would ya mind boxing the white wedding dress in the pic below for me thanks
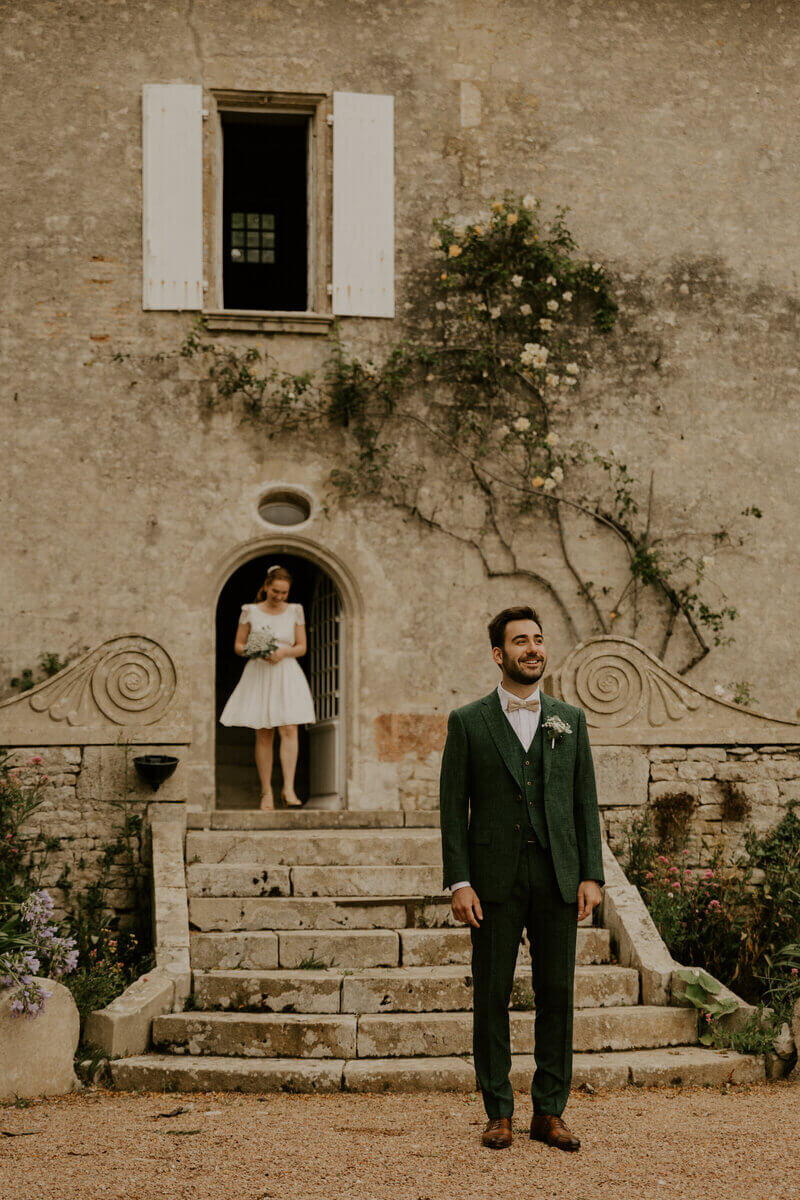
[219,602,317,730]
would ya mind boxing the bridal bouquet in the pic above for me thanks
[244,628,280,660]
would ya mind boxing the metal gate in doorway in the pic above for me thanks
[308,572,343,804]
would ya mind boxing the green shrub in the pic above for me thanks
[622,803,800,1026]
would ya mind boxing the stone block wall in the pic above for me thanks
[601,744,800,877]
[6,746,149,924]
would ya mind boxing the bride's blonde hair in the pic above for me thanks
[256,564,292,602]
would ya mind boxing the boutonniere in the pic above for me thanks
[543,714,572,750]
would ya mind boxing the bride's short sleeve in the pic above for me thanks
[239,603,252,625]
[294,603,306,626]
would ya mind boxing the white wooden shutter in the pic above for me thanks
[332,92,395,318]
[141,84,203,310]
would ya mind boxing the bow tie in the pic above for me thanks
[506,695,540,712]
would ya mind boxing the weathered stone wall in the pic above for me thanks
[603,744,800,876]
[7,747,148,923]
[3,1,800,807]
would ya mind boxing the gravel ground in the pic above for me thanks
[1,1079,798,1200]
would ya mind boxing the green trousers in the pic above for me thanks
[470,836,579,1119]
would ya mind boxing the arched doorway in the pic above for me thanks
[215,551,344,809]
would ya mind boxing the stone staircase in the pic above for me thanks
[109,809,766,1093]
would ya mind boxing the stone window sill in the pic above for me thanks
[202,309,334,335]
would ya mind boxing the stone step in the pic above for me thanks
[188,896,457,932]
[188,865,447,898]
[188,810,438,830]
[186,829,442,867]
[152,1004,691,1059]
[398,925,612,967]
[193,963,640,1013]
[110,1045,765,1094]
[190,925,611,969]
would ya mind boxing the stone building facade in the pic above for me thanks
[2,1,800,910]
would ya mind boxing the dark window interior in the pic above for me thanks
[222,112,308,312]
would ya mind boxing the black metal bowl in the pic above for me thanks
[133,754,180,792]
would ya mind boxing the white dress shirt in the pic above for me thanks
[449,681,542,896]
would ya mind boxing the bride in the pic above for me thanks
[219,564,316,809]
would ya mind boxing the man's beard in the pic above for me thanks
[503,651,545,685]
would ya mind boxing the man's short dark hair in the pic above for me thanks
[488,606,543,650]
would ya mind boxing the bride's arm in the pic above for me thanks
[279,620,307,660]
[233,614,251,657]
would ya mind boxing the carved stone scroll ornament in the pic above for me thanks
[2,636,177,729]
[553,636,800,744]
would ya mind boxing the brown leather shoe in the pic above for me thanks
[529,1113,580,1151]
[481,1117,513,1148]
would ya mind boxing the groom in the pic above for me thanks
[438,606,605,1151]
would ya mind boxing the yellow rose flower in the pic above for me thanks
[448,244,462,258]
[492,201,504,212]
[506,212,518,225]
[532,476,545,488]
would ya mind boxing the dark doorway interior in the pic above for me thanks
[215,554,320,809]
[221,111,308,312]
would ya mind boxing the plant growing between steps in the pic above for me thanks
[673,966,739,1045]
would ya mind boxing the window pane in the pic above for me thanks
[247,231,259,247]
[261,249,275,263]
[231,231,245,246]
[246,213,259,229]
[262,213,275,229]
[231,212,245,228]
[262,231,275,247]
[246,249,260,262]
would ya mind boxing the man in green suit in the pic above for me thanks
[439,606,605,1151]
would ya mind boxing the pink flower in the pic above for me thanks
[644,871,654,880]
[671,882,681,890]
[657,854,669,863]
[682,849,690,856]
[668,866,679,874]
[684,869,693,876]
[791,968,798,977]
[29,756,43,765]
[704,869,714,878]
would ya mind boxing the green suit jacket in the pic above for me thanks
[438,687,605,904]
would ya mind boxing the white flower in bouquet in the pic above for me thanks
[244,629,280,660]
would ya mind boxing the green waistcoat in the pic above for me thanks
[512,716,549,851]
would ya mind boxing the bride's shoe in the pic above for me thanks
[283,791,304,808]
[259,791,275,810]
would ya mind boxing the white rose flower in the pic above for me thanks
[497,424,510,437]
[542,477,557,492]
[565,362,580,375]
[475,301,487,312]
[546,299,559,312]
[511,274,523,288]
[545,274,557,285]
[538,318,553,331]
[428,234,442,249]
[522,194,536,210]
[545,373,560,387]
[545,431,560,446]
[562,290,573,302]
[520,303,532,315]
[520,342,549,367]
[490,305,502,319]
[592,262,602,271]
[454,225,465,238]
[435,300,447,311]
[563,376,577,386]
[701,554,715,567]
[551,465,564,482]
[512,416,531,432]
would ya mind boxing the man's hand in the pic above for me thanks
[451,885,483,928]
[577,880,602,922]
